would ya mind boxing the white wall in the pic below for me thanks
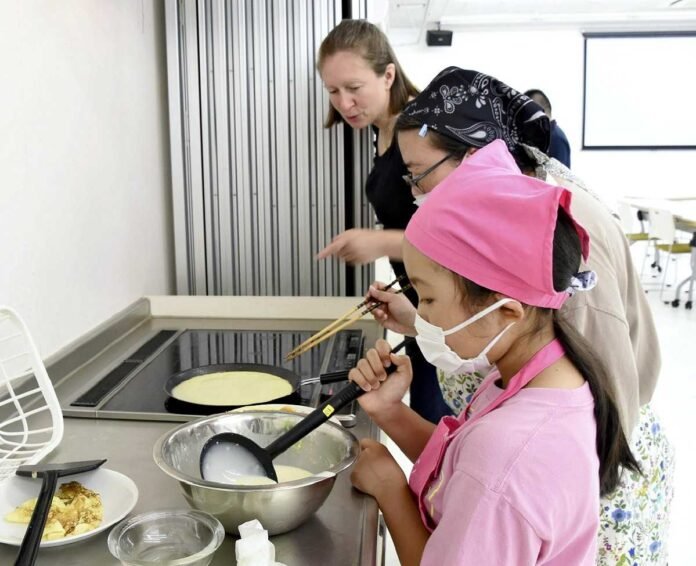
[389,29,696,205]
[0,1,174,359]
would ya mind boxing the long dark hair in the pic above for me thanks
[453,208,640,496]
[395,113,539,173]
[318,20,419,128]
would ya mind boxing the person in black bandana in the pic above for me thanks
[316,20,454,423]
[365,66,672,566]
[396,66,551,174]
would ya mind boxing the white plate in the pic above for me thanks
[0,467,138,547]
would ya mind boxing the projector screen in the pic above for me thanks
[583,32,696,149]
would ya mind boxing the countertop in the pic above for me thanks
[0,296,386,566]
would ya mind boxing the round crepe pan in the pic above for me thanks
[163,362,349,414]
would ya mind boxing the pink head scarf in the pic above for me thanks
[405,140,590,309]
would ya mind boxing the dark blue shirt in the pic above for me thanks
[549,121,571,168]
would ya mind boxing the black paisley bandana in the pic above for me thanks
[402,67,551,156]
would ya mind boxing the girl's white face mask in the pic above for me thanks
[415,298,514,375]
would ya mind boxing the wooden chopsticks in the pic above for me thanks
[285,285,411,361]
[285,276,410,361]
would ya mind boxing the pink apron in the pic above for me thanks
[408,339,566,531]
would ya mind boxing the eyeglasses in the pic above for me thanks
[402,153,455,191]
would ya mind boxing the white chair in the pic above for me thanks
[616,200,657,280]
[0,306,63,481]
[647,209,692,304]
[617,200,648,241]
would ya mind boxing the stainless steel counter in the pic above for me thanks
[0,297,385,566]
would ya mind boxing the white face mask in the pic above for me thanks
[413,193,428,207]
[415,298,514,375]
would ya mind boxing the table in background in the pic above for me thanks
[620,197,696,308]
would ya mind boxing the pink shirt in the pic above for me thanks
[421,372,599,565]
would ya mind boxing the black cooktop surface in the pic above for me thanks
[71,328,363,419]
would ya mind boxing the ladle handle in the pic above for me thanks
[264,382,364,459]
[264,340,407,460]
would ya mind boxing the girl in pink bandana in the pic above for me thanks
[348,141,639,565]
[366,67,673,566]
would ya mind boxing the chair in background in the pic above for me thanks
[668,229,696,310]
[648,208,693,305]
[617,200,649,242]
[616,200,658,279]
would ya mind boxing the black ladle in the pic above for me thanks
[199,341,408,483]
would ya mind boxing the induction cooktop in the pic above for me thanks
[64,328,364,424]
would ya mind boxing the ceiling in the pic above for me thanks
[388,0,696,30]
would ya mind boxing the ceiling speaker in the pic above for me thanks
[426,29,452,46]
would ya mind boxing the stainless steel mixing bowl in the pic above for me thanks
[153,411,359,535]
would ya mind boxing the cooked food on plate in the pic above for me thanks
[4,481,103,540]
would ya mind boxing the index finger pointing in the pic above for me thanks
[316,238,344,259]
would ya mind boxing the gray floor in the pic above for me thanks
[375,254,695,564]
